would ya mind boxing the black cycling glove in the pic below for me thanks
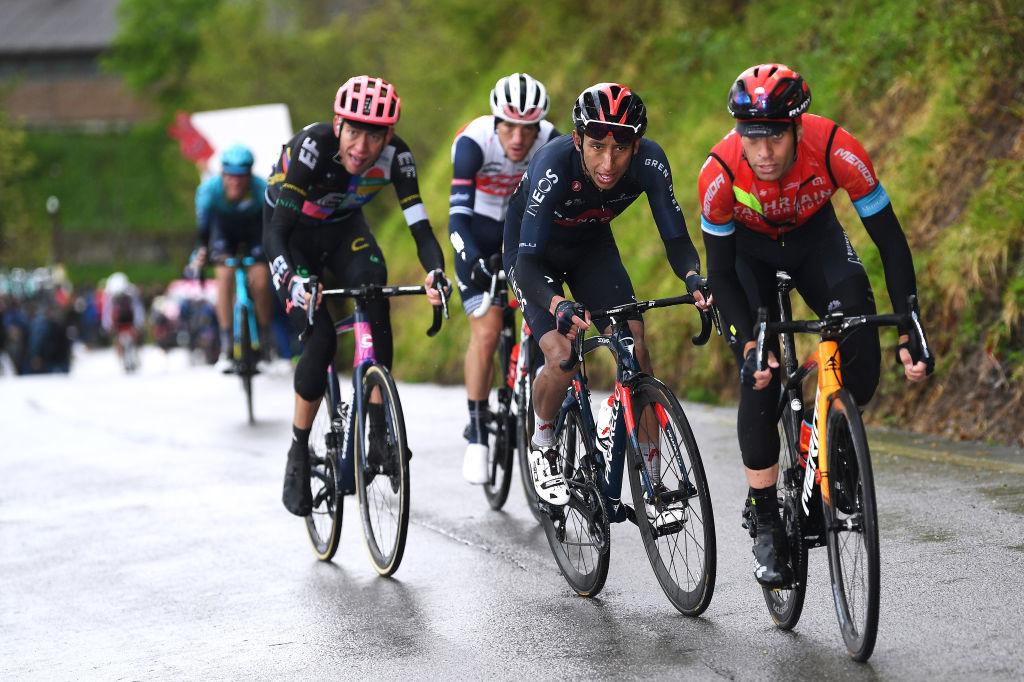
[469,257,496,291]
[554,300,586,336]
[740,348,760,387]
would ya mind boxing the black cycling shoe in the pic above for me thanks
[363,427,390,487]
[282,443,312,516]
[752,524,794,588]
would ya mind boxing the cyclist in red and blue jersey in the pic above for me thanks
[698,64,934,587]
[264,75,449,516]
[449,72,559,484]
[191,144,274,372]
[504,82,709,507]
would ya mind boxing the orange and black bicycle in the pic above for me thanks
[749,270,932,662]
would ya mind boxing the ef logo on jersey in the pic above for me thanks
[298,137,319,170]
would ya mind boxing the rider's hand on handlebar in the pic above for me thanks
[685,272,714,311]
[425,269,450,306]
[741,345,778,390]
[289,275,320,311]
[553,297,590,340]
[469,257,497,291]
[897,334,931,383]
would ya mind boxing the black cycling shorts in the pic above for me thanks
[506,227,639,340]
[453,214,503,315]
[209,213,265,262]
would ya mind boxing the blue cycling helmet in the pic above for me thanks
[221,144,254,175]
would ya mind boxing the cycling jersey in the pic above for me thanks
[263,122,443,297]
[196,175,268,260]
[700,114,918,344]
[448,116,557,266]
[504,134,699,312]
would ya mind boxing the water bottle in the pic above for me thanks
[596,394,618,451]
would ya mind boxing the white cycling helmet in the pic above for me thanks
[105,271,130,295]
[490,72,549,124]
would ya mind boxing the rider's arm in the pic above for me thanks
[194,178,215,248]
[264,133,318,299]
[514,152,567,311]
[827,125,917,320]
[699,155,754,347]
[390,138,445,273]
[448,135,485,268]
[639,140,701,280]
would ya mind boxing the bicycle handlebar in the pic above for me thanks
[754,295,933,372]
[558,294,712,371]
[301,278,447,340]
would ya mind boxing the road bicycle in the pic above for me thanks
[542,293,718,615]
[471,259,544,520]
[749,270,933,661]
[223,255,262,424]
[303,278,446,576]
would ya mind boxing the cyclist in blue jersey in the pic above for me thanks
[449,73,559,484]
[191,144,274,372]
[503,83,710,506]
[263,76,449,516]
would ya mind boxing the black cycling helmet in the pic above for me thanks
[728,63,811,121]
[572,83,647,142]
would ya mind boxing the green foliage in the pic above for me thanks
[0,112,46,265]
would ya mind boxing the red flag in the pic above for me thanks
[168,111,214,163]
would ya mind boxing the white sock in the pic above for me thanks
[641,441,660,485]
[533,413,556,448]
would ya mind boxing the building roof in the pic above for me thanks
[0,0,119,55]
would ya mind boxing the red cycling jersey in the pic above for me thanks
[698,114,891,239]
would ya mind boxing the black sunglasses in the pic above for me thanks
[581,120,639,144]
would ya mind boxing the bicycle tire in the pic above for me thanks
[624,376,716,616]
[238,307,255,425]
[305,394,343,560]
[355,364,410,576]
[483,390,515,509]
[823,388,880,662]
[516,368,544,522]
[762,401,809,629]
[541,404,610,597]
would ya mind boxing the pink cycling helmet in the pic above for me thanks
[334,75,401,127]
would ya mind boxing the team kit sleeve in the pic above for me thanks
[447,135,485,267]
[194,179,214,247]
[827,125,917,317]
[263,132,321,298]
[698,153,755,346]
[639,141,701,279]
[390,138,445,273]
[513,150,568,311]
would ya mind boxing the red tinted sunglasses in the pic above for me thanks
[581,121,639,144]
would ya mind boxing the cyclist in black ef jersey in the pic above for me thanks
[264,75,448,516]
[503,82,710,507]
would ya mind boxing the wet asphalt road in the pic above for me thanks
[2,348,1023,680]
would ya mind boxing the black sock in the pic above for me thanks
[291,424,311,452]
[468,399,488,444]
[749,485,779,526]
[369,403,386,433]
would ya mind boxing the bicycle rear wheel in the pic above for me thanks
[541,405,610,597]
[762,401,809,629]
[238,307,255,424]
[305,394,343,561]
[823,388,880,662]
[355,364,410,576]
[483,389,515,509]
[516,367,544,522]
[625,377,716,616]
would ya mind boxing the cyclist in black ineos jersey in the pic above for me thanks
[503,82,711,507]
[264,75,449,516]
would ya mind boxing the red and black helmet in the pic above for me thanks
[572,83,647,142]
[728,63,811,121]
[334,75,401,127]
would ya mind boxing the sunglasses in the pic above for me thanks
[580,120,639,144]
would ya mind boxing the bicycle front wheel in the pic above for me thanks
[516,369,544,522]
[483,391,515,510]
[625,377,716,616]
[355,364,410,576]
[823,388,880,662]
[541,405,610,597]
[762,400,809,629]
[238,306,255,425]
[305,394,342,561]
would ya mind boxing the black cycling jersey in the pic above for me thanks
[503,134,699,311]
[263,122,443,298]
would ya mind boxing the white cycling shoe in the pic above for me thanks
[530,445,570,506]
[462,443,490,485]
[647,483,688,533]
[215,356,235,374]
